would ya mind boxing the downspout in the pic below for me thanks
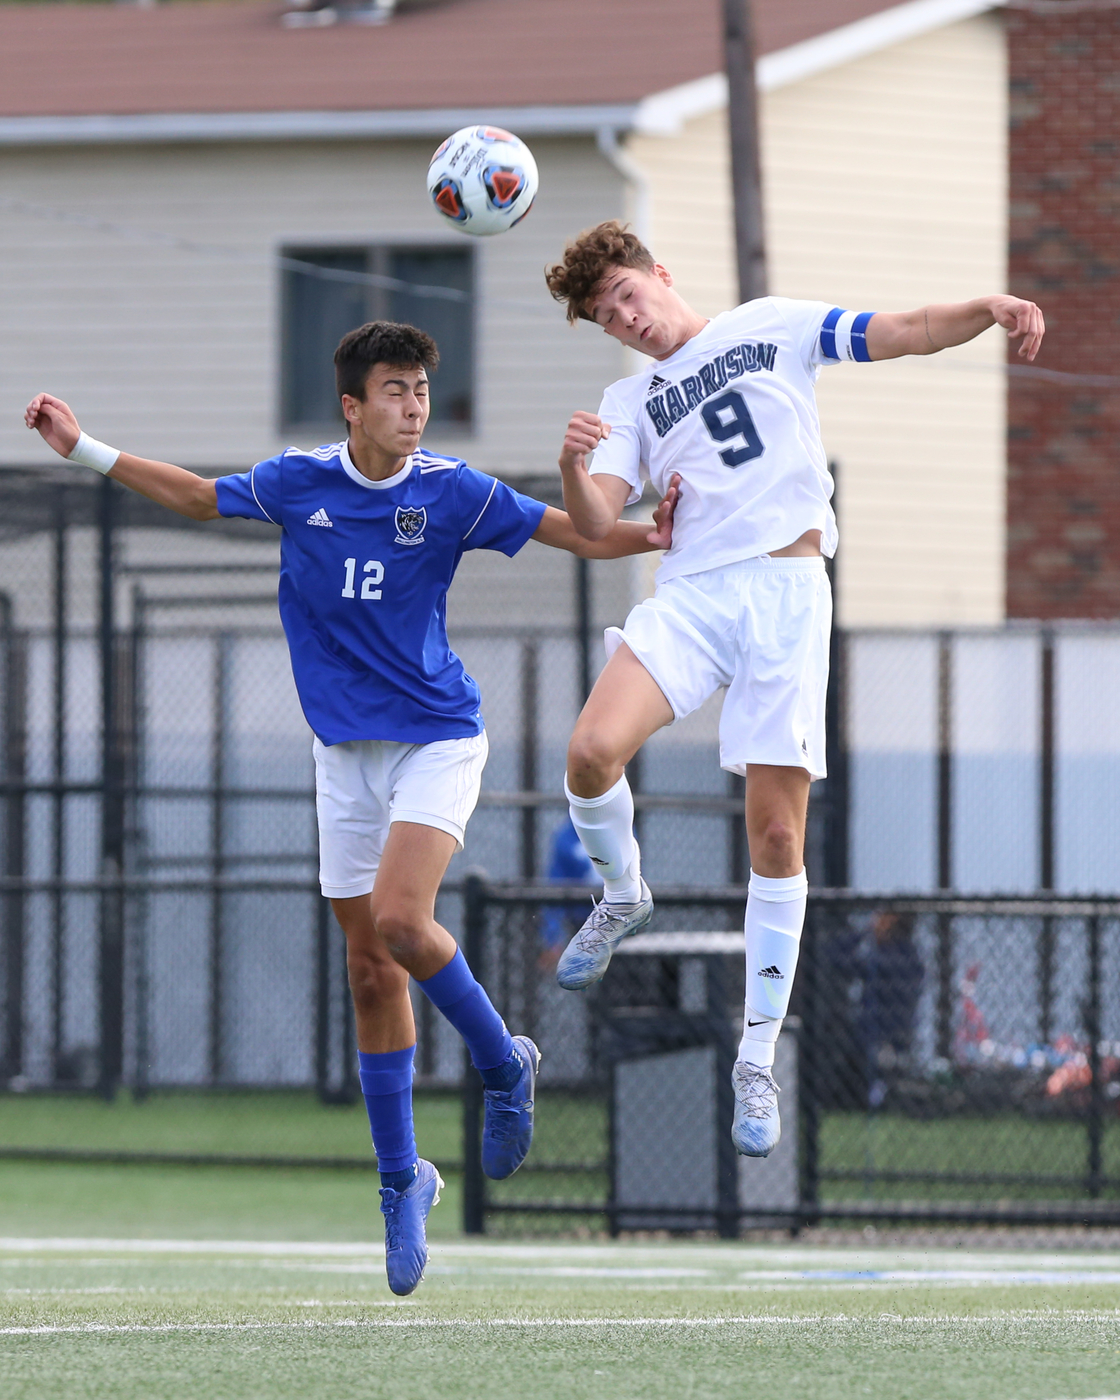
[596,124,653,382]
[596,125,651,247]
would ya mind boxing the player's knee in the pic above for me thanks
[754,819,801,874]
[370,901,427,961]
[566,727,622,793]
[346,947,408,1014]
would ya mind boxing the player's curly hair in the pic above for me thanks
[334,321,440,400]
[544,220,655,324]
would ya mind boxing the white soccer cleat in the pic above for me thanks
[731,1061,781,1158]
[555,880,653,990]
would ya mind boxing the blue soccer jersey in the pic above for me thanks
[214,442,546,746]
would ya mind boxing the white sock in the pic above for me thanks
[565,774,643,904]
[738,868,807,1067]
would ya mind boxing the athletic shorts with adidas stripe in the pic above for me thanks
[607,557,832,780]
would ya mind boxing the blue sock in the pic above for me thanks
[357,1045,418,1188]
[417,949,520,1089]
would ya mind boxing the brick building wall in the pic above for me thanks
[1007,4,1120,618]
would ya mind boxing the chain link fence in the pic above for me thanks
[0,472,1118,1229]
[463,879,1120,1232]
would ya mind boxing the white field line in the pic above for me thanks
[4,1240,1120,1272]
[0,1318,834,1336]
[2,1312,1120,1337]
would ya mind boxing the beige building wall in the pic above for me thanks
[626,12,1009,627]
[0,135,624,478]
[626,107,738,321]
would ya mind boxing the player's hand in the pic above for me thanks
[988,295,1045,361]
[647,473,681,549]
[559,410,610,473]
[24,393,81,458]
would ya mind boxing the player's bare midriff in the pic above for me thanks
[771,528,822,558]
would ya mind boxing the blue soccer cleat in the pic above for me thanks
[731,1061,781,1158]
[555,881,654,990]
[481,1035,540,1180]
[379,1157,443,1296]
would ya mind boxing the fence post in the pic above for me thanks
[50,494,68,1083]
[1086,914,1103,1200]
[935,639,955,1068]
[519,641,538,880]
[937,632,953,889]
[713,959,739,1240]
[98,476,126,1100]
[575,556,592,704]
[799,897,820,1228]
[461,872,487,1234]
[825,628,849,887]
[1038,630,1056,1042]
[315,895,332,1102]
[1,595,26,1084]
[129,588,149,1102]
[208,635,229,1085]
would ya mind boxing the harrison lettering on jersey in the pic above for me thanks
[645,340,778,439]
[213,443,545,748]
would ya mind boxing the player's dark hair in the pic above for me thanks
[544,220,656,324]
[334,321,440,400]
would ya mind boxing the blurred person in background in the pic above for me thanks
[539,817,598,971]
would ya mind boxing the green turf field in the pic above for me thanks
[5,1092,1116,1213]
[0,1090,457,1164]
[0,1237,1117,1400]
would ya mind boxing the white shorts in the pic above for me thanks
[313,731,489,898]
[605,556,831,779]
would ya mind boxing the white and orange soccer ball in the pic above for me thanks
[426,126,538,237]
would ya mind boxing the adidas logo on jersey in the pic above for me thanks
[307,509,333,527]
[647,375,668,396]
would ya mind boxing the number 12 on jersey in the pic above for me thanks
[342,558,384,601]
[701,389,765,468]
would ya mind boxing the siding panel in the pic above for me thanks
[626,14,1008,626]
[0,137,625,477]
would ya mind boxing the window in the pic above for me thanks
[281,245,474,430]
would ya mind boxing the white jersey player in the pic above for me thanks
[544,220,1045,1159]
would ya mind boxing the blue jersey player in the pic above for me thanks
[25,320,677,1295]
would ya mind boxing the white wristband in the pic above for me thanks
[67,431,120,475]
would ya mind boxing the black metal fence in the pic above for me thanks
[461,878,1120,1232]
[0,469,825,1098]
[1,470,1120,1231]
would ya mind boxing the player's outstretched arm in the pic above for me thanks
[557,411,632,540]
[864,295,1045,362]
[24,393,220,521]
[532,474,680,559]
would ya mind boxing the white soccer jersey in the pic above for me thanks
[589,297,874,582]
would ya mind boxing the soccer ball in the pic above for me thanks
[426,126,538,237]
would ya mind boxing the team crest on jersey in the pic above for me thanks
[394,506,427,546]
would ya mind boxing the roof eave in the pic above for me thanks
[0,0,1002,149]
[0,103,639,148]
